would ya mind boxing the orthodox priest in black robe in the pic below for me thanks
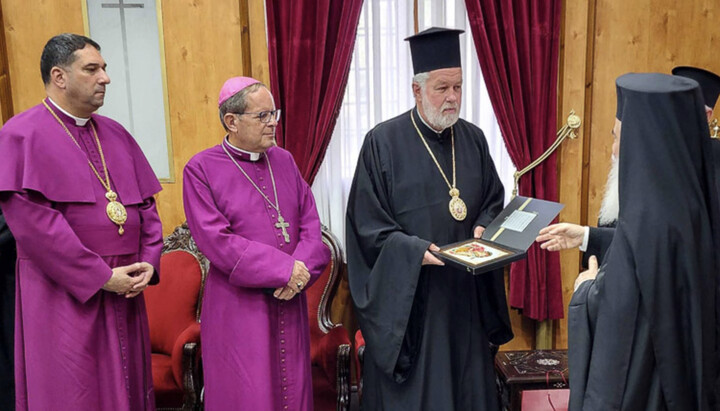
[0,209,15,409]
[585,66,720,266]
[539,67,720,272]
[672,66,720,203]
[583,227,615,267]
[346,27,512,410]
[568,73,720,410]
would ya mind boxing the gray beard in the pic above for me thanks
[421,90,460,130]
[598,156,619,226]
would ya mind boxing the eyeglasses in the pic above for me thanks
[234,109,282,124]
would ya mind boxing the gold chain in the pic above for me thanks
[42,100,128,235]
[410,110,456,193]
[42,100,113,193]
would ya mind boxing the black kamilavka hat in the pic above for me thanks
[405,27,464,74]
[672,66,720,109]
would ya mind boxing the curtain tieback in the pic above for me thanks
[512,110,582,198]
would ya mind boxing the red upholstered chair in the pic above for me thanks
[144,223,208,411]
[307,227,353,411]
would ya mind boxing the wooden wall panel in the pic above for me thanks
[1,0,84,114]
[587,0,647,225]
[247,0,270,84]
[0,1,12,125]
[155,0,246,234]
[555,0,720,349]
[553,0,594,349]
[0,0,268,235]
[587,0,720,227]
[157,0,268,234]
[0,74,10,125]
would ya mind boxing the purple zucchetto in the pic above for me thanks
[218,76,261,107]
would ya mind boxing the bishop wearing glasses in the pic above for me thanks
[183,76,329,410]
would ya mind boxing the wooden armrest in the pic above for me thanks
[181,342,201,411]
[356,345,365,401]
[336,343,351,411]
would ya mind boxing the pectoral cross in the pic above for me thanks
[275,215,290,243]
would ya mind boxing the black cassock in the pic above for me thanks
[346,109,513,410]
[568,73,719,411]
[0,209,15,409]
[583,223,615,267]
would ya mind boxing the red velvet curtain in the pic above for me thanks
[465,0,564,320]
[265,0,364,184]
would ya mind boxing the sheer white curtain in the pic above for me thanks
[311,0,516,248]
[310,0,415,246]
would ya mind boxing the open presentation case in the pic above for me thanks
[433,196,564,274]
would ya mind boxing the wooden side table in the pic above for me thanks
[495,350,569,411]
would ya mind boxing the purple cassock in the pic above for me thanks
[183,139,329,411]
[0,99,163,410]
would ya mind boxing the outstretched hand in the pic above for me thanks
[536,223,585,251]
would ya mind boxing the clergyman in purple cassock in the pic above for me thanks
[0,34,163,410]
[183,77,329,411]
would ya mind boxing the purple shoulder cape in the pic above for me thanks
[0,102,161,203]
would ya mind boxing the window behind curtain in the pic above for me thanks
[311,0,516,250]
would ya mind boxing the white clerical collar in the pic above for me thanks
[415,107,444,134]
[47,97,90,126]
[225,136,261,161]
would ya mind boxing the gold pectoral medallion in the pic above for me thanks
[410,111,467,222]
[105,191,127,235]
[42,101,127,236]
[448,188,467,221]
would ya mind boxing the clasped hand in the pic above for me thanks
[102,262,154,298]
[273,260,310,300]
